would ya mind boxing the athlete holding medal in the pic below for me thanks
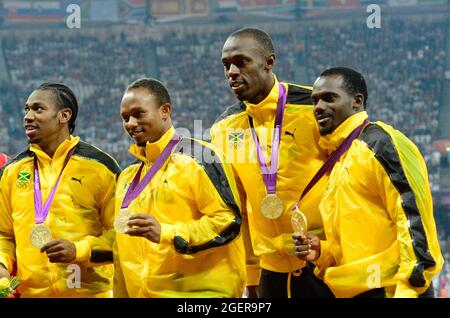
[0,83,120,297]
[211,28,334,298]
[293,67,443,298]
[113,78,245,298]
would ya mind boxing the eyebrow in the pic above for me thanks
[25,101,45,107]
[312,91,338,97]
[121,105,145,116]
[222,53,249,61]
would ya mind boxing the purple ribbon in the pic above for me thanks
[121,135,181,209]
[248,83,287,195]
[34,147,75,224]
[292,119,370,210]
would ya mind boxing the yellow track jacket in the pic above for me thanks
[314,112,443,298]
[211,76,328,284]
[0,136,120,297]
[113,127,246,298]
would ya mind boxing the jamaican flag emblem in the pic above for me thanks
[16,172,31,189]
[228,132,244,149]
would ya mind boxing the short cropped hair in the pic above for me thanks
[320,67,368,108]
[229,27,275,55]
[127,78,171,106]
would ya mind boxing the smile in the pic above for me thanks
[230,81,245,92]
[24,125,38,136]
[130,130,143,138]
[316,115,332,126]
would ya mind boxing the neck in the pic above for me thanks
[146,121,172,145]
[248,74,275,104]
[38,132,71,158]
[158,121,173,140]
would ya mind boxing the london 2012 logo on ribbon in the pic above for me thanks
[16,172,31,189]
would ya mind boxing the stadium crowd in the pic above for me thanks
[0,19,446,168]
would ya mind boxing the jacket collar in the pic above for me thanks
[318,111,369,154]
[244,75,284,126]
[129,126,176,163]
[30,135,79,164]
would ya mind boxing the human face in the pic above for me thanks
[24,90,65,145]
[120,87,171,146]
[311,75,363,136]
[221,35,275,104]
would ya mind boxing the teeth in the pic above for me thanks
[317,117,330,125]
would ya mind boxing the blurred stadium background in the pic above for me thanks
[0,0,449,297]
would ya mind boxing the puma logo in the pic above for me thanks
[284,128,296,140]
[71,176,84,185]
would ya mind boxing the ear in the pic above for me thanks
[265,53,276,71]
[160,103,172,121]
[58,108,72,125]
[353,94,364,111]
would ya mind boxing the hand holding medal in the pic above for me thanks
[291,206,308,236]
[291,204,312,261]
[291,119,370,260]
[29,223,52,249]
[115,135,180,235]
[114,208,132,234]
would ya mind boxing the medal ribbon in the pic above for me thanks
[121,135,181,209]
[248,83,287,195]
[34,147,75,224]
[292,119,370,211]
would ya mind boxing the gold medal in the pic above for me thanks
[29,223,52,249]
[114,208,132,234]
[260,194,284,220]
[291,206,308,236]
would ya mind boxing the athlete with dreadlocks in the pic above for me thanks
[0,83,121,297]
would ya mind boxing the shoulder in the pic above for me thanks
[174,137,231,183]
[174,137,240,213]
[285,82,313,105]
[213,101,246,126]
[360,122,417,155]
[73,140,121,176]
[0,148,33,180]
[359,122,424,176]
[212,81,313,126]
[174,137,225,166]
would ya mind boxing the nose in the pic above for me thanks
[24,110,34,123]
[314,99,327,113]
[227,64,240,79]
[313,99,328,118]
[125,116,138,131]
